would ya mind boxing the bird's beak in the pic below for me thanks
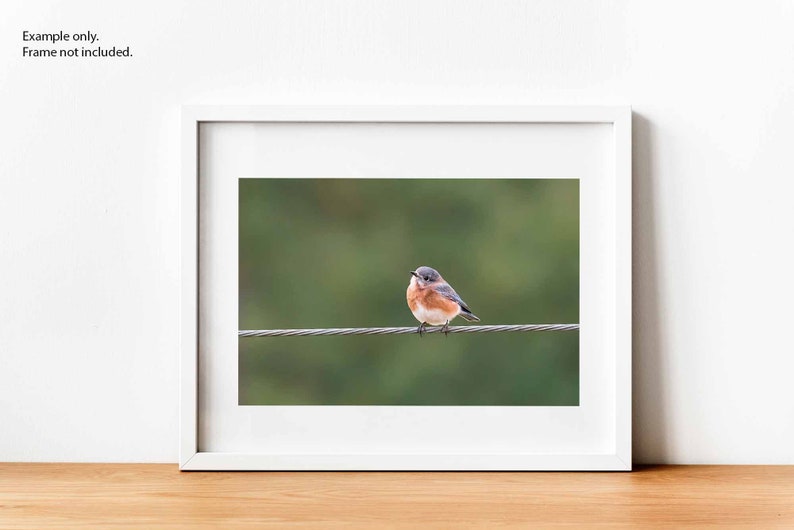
[409,271,418,277]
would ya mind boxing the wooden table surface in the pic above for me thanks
[1,464,792,528]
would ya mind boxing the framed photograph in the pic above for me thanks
[181,106,631,470]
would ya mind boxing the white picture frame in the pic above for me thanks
[181,105,631,471]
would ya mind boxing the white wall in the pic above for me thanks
[1,1,792,464]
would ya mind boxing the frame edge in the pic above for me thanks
[180,105,633,471]
[179,107,200,469]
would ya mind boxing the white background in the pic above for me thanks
[1,1,792,464]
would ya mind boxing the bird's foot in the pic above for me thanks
[441,320,450,337]
[418,322,427,337]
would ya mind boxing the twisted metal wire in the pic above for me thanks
[239,324,579,337]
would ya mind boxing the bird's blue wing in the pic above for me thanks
[434,282,474,314]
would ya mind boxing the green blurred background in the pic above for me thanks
[239,179,579,405]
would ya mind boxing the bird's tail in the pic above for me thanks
[460,309,480,322]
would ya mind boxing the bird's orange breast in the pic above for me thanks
[407,283,458,313]
[422,289,459,313]
[406,283,421,312]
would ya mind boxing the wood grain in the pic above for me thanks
[0,465,792,528]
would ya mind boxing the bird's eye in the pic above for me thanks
[424,276,430,281]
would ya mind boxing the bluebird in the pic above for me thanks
[406,266,480,336]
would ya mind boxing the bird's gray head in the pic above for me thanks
[410,266,441,286]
